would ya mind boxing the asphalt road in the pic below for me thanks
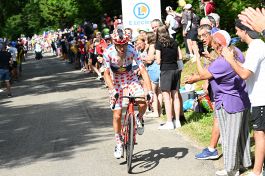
[0,52,217,176]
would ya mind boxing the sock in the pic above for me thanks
[208,147,216,152]
[115,133,122,145]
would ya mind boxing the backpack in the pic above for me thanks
[191,13,200,28]
[172,14,182,31]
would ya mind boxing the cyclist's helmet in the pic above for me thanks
[111,26,130,45]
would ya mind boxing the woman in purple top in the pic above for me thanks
[186,30,252,176]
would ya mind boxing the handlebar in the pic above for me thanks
[111,94,152,110]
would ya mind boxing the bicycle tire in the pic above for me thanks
[126,114,134,173]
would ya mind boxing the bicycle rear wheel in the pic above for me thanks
[126,114,134,173]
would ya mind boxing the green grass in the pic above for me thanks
[178,51,215,147]
[179,111,214,146]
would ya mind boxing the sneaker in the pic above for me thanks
[144,112,159,118]
[195,147,219,160]
[158,121,174,130]
[136,115,144,135]
[215,169,239,176]
[7,93,12,98]
[114,144,123,159]
[247,172,263,176]
[173,119,181,129]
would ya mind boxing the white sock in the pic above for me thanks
[208,147,215,152]
[115,133,122,144]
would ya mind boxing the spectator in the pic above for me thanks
[101,24,110,38]
[182,4,199,61]
[7,42,18,81]
[201,0,216,16]
[155,25,182,129]
[150,19,164,118]
[208,13,220,28]
[222,19,265,176]
[0,44,12,97]
[144,32,160,118]
[187,30,252,176]
[192,24,220,160]
[165,6,178,39]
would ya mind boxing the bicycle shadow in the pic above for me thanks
[121,147,188,174]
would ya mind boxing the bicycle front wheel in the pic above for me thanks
[126,114,134,173]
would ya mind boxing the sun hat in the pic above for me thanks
[212,30,231,47]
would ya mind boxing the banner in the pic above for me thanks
[122,0,161,37]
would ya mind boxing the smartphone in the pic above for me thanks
[198,41,204,55]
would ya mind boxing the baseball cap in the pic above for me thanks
[104,34,111,39]
[166,6,172,11]
[184,4,192,10]
[208,13,220,23]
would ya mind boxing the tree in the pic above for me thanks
[39,0,79,29]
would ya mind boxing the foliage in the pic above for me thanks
[39,0,79,28]
[0,0,264,39]
[3,15,24,39]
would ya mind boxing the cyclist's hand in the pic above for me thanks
[146,91,154,103]
[109,89,119,109]
[109,89,119,100]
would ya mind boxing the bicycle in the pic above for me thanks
[112,94,151,173]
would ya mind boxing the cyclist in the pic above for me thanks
[103,27,153,159]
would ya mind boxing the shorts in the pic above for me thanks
[12,61,17,68]
[80,54,86,62]
[0,69,10,81]
[160,69,180,91]
[251,106,265,131]
[111,71,145,110]
[147,62,160,84]
[90,53,98,66]
[176,71,182,90]
[187,29,198,41]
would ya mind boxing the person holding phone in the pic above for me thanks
[186,30,252,176]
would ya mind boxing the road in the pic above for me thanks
[0,53,217,176]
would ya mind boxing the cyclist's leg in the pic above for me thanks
[111,86,123,140]
[113,109,123,143]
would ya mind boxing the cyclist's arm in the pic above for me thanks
[104,68,115,90]
[102,49,115,90]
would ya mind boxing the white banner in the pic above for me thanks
[121,0,161,36]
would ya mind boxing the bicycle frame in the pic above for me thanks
[122,96,138,146]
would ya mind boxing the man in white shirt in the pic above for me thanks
[222,19,265,176]
[165,6,177,39]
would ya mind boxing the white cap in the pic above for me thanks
[184,4,192,10]
[165,6,172,11]
[208,13,220,23]
[93,23,98,29]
